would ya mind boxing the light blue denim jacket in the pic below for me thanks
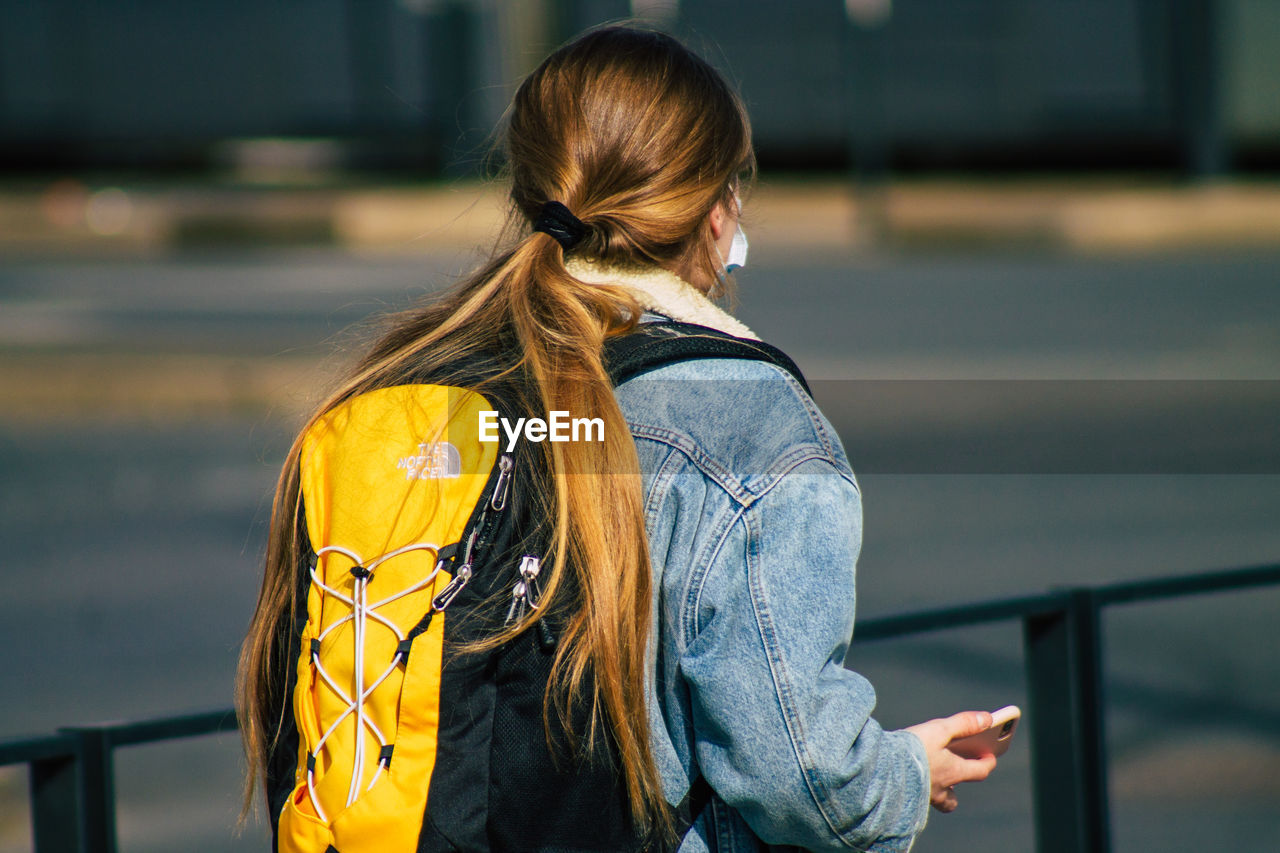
[614,351,931,853]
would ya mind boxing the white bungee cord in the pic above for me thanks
[305,541,444,823]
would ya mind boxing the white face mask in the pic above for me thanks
[725,223,748,273]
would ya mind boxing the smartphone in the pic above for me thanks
[947,705,1021,759]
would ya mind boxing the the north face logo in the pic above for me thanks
[396,441,461,479]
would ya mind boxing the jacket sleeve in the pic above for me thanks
[679,456,931,852]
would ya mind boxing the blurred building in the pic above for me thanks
[0,0,1277,176]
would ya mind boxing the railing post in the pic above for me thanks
[1023,590,1111,853]
[62,726,118,853]
[30,752,81,853]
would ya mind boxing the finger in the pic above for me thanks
[945,710,994,740]
[933,785,958,813]
[963,753,998,783]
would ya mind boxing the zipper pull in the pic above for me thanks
[490,454,514,511]
[505,579,528,625]
[431,562,472,612]
[504,555,543,625]
[517,555,542,607]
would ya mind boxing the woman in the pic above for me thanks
[238,25,998,853]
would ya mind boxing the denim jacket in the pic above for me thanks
[614,347,931,852]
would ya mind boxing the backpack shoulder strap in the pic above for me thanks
[603,320,811,395]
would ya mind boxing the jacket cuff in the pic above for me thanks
[894,728,932,843]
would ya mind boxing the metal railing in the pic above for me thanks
[2,562,1278,853]
[0,709,239,853]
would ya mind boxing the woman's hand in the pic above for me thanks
[903,711,1000,813]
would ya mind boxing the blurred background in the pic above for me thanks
[1,1,1278,851]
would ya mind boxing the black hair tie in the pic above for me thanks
[533,201,587,250]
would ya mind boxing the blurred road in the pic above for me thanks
[1,247,1277,852]
[2,247,1279,373]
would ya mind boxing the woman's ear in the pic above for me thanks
[708,201,728,241]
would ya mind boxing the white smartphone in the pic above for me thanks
[947,705,1021,759]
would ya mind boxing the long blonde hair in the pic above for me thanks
[237,25,754,836]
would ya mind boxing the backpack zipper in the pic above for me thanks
[490,453,513,510]
[431,452,513,612]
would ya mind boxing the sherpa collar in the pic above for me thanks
[565,257,760,341]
